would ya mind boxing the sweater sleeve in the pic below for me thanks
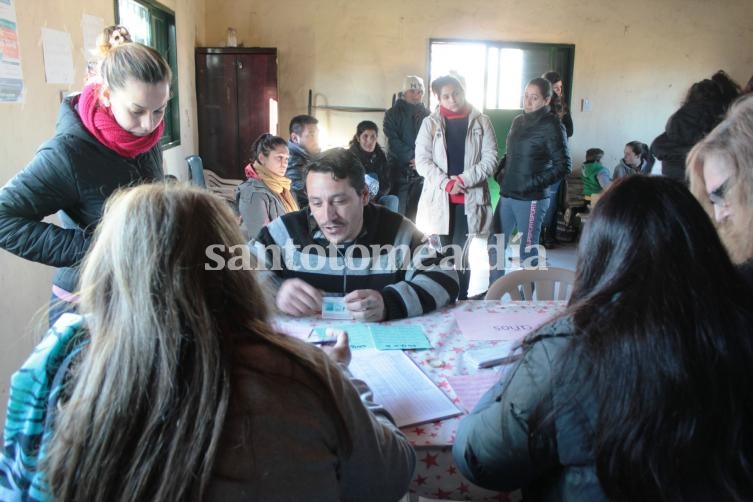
[322,357,416,501]
[452,340,560,492]
[380,221,459,320]
[237,187,273,241]
[597,168,611,189]
[0,144,91,268]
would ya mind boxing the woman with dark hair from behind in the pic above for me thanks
[454,175,753,500]
[688,93,753,285]
[348,120,399,212]
[236,132,298,239]
[612,140,654,178]
[1,184,415,501]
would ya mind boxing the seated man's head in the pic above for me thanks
[289,114,321,155]
[304,148,369,244]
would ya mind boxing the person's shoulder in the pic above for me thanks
[264,208,309,242]
[523,316,574,361]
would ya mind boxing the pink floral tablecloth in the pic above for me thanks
[277,300,566,501]
[396,300,564,501]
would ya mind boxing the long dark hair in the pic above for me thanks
[558,175,753,499]
[250,132,287,163]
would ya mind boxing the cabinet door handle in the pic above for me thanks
[237,61,243,70]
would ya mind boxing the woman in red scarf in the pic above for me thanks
[0,42,170,326]
[415,75,498,300]
[236,133,298,239]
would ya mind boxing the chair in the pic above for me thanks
[485,267,575,301]
[202,169,242,203]
[186,155,206,188]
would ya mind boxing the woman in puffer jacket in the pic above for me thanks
[454,175,753,500]
[488,77,571,284]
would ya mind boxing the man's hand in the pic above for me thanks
[321,329,351,367]
[344,289,386,322]
[276,278,323,316]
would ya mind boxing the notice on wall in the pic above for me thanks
[41,28,74,85]
[0,0,24,103]
[81,14,104,59]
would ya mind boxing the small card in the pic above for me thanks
[312,324,375,349]
[322,296,351,319]
[370,324,432,350]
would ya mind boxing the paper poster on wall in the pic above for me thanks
[81,14,104,59]
[41,28,75,85]
[0,0,24,103]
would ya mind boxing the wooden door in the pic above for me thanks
[236,51,278,179]
[196,48,278,180]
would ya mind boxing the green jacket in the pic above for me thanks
[581,161,610,196]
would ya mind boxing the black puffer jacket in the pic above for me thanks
[285,140,311,208]
[651,100,724,182]
[383,98,430,180]
[498,106,571,201]
[348,143,391,197]
[0,94,163,292]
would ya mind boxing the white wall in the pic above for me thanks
[203,0,753,168]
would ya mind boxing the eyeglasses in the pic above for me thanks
[709,177,732,206]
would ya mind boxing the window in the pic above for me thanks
[429,39,575,111]
[116,0,180,148]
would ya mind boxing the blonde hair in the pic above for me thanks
[95,24,132,58]
[101,42,172,92]
[44,183,348,500]
[687,94,753,263]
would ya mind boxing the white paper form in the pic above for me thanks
[41,28,74,84]
[349,349,461,428]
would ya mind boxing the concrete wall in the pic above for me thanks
[0,0,752,416]
[203,0,753,168]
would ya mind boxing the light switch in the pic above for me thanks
[581,98,592,112]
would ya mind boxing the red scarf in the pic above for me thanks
[78,83,164,159]
[439,105,470,120]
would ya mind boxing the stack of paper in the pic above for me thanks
[349,350,461,428]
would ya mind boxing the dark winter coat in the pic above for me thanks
[0,94,163,292]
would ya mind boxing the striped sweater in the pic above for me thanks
[251,204,459,320]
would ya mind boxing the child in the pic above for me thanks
[581,148,611,196]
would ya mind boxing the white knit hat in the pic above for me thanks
[402,75,425,92]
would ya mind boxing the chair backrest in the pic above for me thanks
[186,155,206,187]
[485,267,576,301]
[203,169,242,203]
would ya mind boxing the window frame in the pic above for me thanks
[114,0,180,149]
[429,38,575,112]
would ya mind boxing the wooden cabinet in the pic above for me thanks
[195,47,278,179]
